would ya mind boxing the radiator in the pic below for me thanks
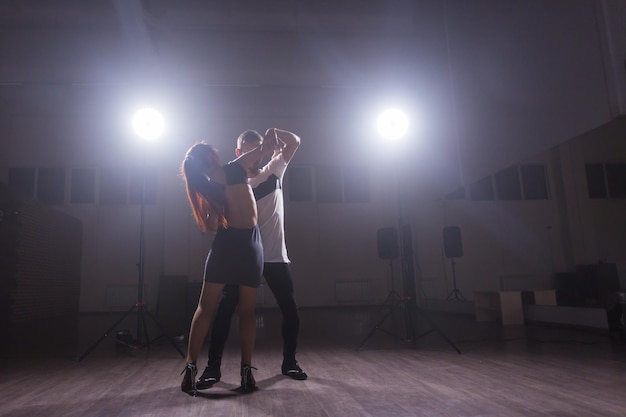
[335,281,370,303]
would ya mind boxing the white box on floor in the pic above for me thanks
[474,291,524,325]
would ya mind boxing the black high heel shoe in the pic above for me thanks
[181,363,198,395]
[240,364,258,393]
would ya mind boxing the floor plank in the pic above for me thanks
[1,307,625,417]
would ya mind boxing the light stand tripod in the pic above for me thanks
[356,251,411,351]
[446,257,465,301]
[399,222,461,354]
[356,127,461,353]
[78,165,184,361]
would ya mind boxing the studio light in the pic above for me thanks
[376,108,408,141]
[358,106,461,354]
[78,105,183,361]
[132,107,164,141]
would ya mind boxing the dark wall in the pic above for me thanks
[0,183,82,324]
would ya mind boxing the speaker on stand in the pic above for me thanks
[443,226,465,301]
[357,227,461,354]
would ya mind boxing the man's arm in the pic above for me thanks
[269,128,300,164]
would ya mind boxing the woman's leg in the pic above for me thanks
[186,281,224,364]
[237,285,258,366]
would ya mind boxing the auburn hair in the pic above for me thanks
[180,143,227,232]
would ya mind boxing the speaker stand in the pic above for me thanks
[356,295,461,354]
[412,304,462,354]
[446,257,466,301]
[355,257,462,354]
[355,295,413,351]
[356,258,407,350]
[380,259,402,306]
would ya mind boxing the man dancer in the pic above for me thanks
[197,128,307,389]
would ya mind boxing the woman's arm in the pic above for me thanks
[233,130,278,171]
[271,128,301,164]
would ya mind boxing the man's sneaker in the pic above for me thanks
[281,360,308,380]
[196,362,221,390]
[180,363,198,395]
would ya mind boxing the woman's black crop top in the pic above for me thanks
[224,161,249,185]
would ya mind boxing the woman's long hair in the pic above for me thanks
[180,142,227,232]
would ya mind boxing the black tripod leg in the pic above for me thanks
[381,291,394,305]
[355,302,401,351]
[77,304,136,362]
[139,308,151,350]
[373,291,399,317]
[414,308,461,354]
[403,302,417,342]
[143,307,185,357]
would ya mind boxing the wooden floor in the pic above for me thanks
[1,306,626,417]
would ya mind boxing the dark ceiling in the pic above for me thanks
[0,0,620,194]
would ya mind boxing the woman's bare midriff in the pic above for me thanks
[224,183,258,228]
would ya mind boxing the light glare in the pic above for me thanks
[132,108,164,141]
[377,108,408,140]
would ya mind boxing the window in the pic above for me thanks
[8,167,36,198]
[316,166,342,203]
[585,163,607,199]
[36,167,65,205]
[469,177,494,201]
[70,168,96,204]
[445,186,466,200]
[288,165,371,203]
[494,166,522,200]
[585,162,626,199]
[605,163,626,198]
[287,166,313,202]
[99,167,127,205]
[521,165,548,200]
[343,166,370,203]
[9,165,164,206]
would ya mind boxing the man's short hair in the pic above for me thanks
[237,130,263,150]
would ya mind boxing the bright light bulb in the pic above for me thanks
[132,108,164,141]
[377,108,408,140]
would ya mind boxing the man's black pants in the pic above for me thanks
[207,262,300,364]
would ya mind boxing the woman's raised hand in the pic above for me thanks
[263,128,280,153]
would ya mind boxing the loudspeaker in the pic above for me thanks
[554,264,621,308]
[553,272,581,306]
[576,263,620,308]
[443,226,463,258]
[377,227,399,259]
